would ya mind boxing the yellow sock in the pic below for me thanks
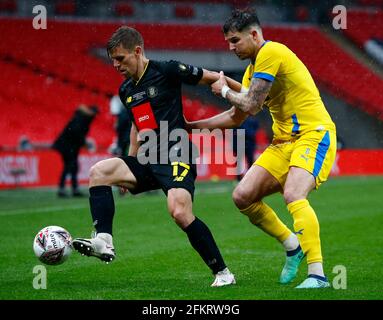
[287,199,323,264]
[240,202,292,243]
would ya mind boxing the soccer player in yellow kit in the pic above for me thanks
[187,8,336,288]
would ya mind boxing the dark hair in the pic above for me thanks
[106,26,144,55]
[223,8,261,34]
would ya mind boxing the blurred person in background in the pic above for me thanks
[109,94,132,157]
[52,104,99,198]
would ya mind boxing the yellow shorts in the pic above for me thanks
[255,130,337,188]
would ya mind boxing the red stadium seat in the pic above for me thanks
[0,0,17,12]
[115,2,134,17]
[358,0,383,7]
[55,0,76,15]
[295,6,309,22]
[174,5,195,19]
[1,18,383,148]
[343,10,383,46]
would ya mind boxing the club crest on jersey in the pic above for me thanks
[147,86,158,98]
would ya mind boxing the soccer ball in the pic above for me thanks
[33,226,73,265]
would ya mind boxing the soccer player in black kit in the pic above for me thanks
[72,26,238,287]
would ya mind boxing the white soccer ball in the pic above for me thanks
[33,226,73,265]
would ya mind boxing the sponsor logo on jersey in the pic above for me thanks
[126,91,147,104]
[131,102,158,130]
[132,91,146,100]
[138,115,149,122]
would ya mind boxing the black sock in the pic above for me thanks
[183,217,226,274]
[89,186,115,235]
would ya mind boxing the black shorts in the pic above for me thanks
[120,156,197,200]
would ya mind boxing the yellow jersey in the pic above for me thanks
[242,41,335,140]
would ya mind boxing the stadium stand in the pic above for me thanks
[342,8,383,66]
[0,18,225,149]
[1,17,383,149]
[343,9,383,47]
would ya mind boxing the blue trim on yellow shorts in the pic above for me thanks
[313,131,330,177]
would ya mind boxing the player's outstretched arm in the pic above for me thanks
[185,106,248,130]
[212,71,271,115]
[199,69,242,92]
[185,70,247,130]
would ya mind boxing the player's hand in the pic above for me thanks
[211,71,228,97]
[119,186,129,196]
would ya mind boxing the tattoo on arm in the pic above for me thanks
[226,78,272,115]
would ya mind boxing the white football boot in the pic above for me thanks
[72,232,115,263]
[211,268,236,287]
[295,274,331,289]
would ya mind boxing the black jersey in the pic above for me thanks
[119,60,203,164]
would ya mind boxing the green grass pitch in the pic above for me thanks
[0,176,382,300]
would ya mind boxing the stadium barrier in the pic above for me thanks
[1,149,383,189]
